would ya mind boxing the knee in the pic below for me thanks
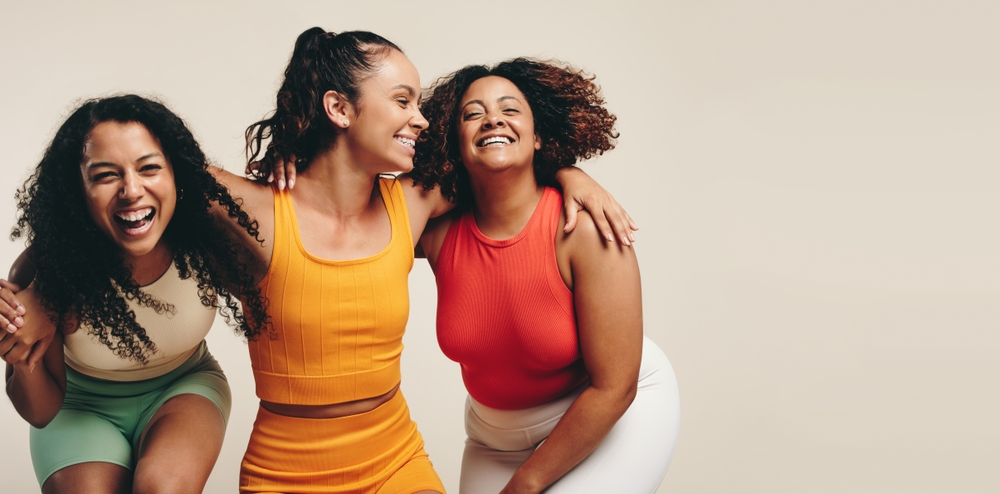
[132,472,204,494]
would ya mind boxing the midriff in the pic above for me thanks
[260,382,400,418]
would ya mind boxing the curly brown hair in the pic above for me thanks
[12,95,270,363]
[410,58,618,207]
[245,27,401,180]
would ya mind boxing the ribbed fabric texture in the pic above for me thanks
[65,262,216,381]
[436,187,588,410]
[249,178,414,405]
[239,391,444,493]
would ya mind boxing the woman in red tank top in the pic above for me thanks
[412,59,681,493]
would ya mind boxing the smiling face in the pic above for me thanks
[346,48,428,173]
[457,75,542,175]
[80,121,176,263]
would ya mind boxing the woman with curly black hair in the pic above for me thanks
[414,59,681,493]
[0,94,268,494]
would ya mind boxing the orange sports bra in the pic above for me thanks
[249,177,414,405]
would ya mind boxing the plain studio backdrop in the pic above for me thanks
[1,1,997,492]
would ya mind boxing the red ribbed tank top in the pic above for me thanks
[435,187,588,410]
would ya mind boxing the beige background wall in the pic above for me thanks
[1,1,997,492]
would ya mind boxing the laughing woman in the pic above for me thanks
[411,59,681,493]
[1,95,268,494]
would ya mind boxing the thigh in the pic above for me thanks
[546,345,680,494]
[42,462,132,494]
[131,359,231,494]
[377,451,445,494]
[132,394,226,493]
[30,408,133,487]
[459,438,534,494]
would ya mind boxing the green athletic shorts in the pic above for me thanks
[28,340,231,487]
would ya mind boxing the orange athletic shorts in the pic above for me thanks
[240,390,445,493]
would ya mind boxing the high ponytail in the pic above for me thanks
[245,28,401,180]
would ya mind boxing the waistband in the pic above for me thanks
[252,360,401,405]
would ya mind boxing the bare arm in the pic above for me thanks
[502,211,644,494]
[398,175,455,247]
[5,310,66,429]
[0,251,55,367]
[206,166,275,284]
[554,167,637,246]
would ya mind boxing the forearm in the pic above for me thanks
[6,360,64,428]
[8,248,36,287]
[504,384,636,493]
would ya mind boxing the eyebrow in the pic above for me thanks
[461,95,522,110]
[84,152,164,170]
[392,84,417,97]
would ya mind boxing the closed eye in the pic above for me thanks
[90,171,118,183]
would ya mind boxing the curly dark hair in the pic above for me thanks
[11,95,270,363]
[245,27,401,180]
[410,58,619,207]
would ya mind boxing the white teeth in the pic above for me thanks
[480,136,511,146]
[116,207,152,222]
[394,136,415,148]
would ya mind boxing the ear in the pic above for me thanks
[534,134,542,150]
[323,90,353,129]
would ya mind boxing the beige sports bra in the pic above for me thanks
[63,262,217,381]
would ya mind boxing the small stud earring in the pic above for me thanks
[342,119,349,127]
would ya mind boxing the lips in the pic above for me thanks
[477,135,514,147]
[114,206,155,235]
[393,136,416,148]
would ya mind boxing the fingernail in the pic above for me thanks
[29,363,36,373]
[268,175,274,183]
[606,233,614,242]
[6,324,16,333]
[16,305,25,314]
[288,177,295,189]
[278,179,285,190]
[622,236,631,246]
[628,233,635,242]
[14,316,24,326]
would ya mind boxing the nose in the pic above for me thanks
[119,172,143,201]
[411,108,428,131]
[483,114,505,129]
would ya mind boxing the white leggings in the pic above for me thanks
[460,337,680,493]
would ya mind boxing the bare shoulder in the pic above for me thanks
[558,208,604,251]
[557,207,637,276]
[397,175,453,219]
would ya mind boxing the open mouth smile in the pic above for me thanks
[114,206,155,235]
[477,135,514,147]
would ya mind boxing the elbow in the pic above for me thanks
[27,414,55,429]
[619,381,638,411]
[593,380,638,418]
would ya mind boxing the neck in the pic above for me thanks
[469,166,545,239]
[127,243,172,286]
[293,145,381,219]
